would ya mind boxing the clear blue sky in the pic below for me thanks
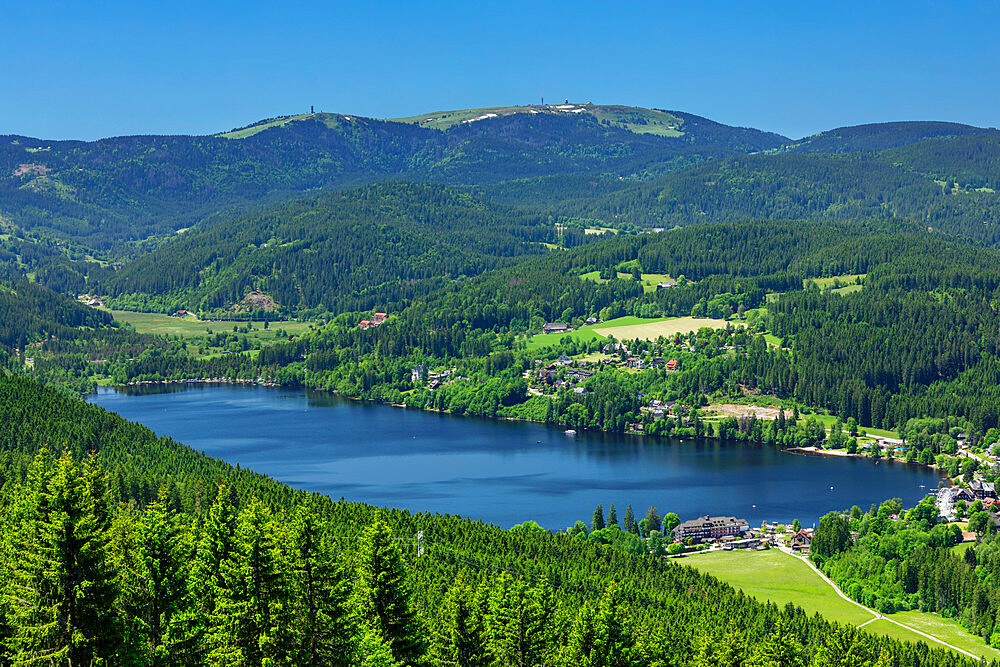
[3,1,998,140]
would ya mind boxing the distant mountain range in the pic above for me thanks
[2,103,999,313]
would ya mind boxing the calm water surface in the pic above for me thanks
[88,385,941,529]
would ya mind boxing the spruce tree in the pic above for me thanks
[352,518,424,665]
[7,450,119,665]
[484,573,553,667]
[751,620,805,667]
[607,504,618,527]
[643,505,662,535]
[124,486,190,665]
[429,578,487,667]
[207,498,293,666]
[290,505,354,666]
[592,504,605,531]
[190,484,238,613]
[623,505,638,535]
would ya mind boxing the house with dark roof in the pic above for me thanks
[971,479,997,499]
[542,322,570,335]
[675,516,750,542]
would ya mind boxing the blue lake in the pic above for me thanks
[88,384,941,529]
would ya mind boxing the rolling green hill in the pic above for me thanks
[0,106,787,254]
[97,182,559,314]
[555,139,1000,244]
[787,121,999,153]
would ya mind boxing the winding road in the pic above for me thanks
[779,547,984,661]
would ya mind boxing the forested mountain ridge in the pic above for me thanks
[0,105,787,253]
[787,121,999,154]
[96,182,560,315]
[555,138,1000,244]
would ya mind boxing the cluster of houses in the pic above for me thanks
[410,365,455,390]
[936,479,998,522]
[358,312,388,330]
[533,356,595,395]
[641,398,685,421]
[597,343,679,371]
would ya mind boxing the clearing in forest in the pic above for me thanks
[594,316,736,340]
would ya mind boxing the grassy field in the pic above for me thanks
[683,550,992,657]
[109,310,315,339]
[524,327,608,351]
[593,316,735,340]
[681,550,873,625]
[891,611,1000,660]
[795,412,899,440]
[578,271,675,292]
[809,273,866,289]
[391,104,685,136]
[763,333,784,348]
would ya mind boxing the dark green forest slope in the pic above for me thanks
[558,139,1000,243]
[788,121,998,153]
[0,374,982,666]
[97,183,560,315]
[0,107,785,252]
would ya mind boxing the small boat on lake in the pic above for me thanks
[565,429,577,435]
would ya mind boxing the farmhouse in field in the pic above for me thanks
[656,280,678,290]
[675,516,750,542]
[542,322,570,335]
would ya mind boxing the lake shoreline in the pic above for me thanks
[100,377,945,479]
[88,383,945,529]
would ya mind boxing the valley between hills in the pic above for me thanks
[4,103,1000,664]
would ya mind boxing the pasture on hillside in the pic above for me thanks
[682,549,1000,659]
[109,310,315,339]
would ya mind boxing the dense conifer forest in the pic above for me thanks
[0,374,986,666]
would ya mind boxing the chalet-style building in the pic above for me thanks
[948,487,977,504]
[542,322,570,335]
[665,359,679,371]
[971,479,997,499]
[789,529,813,551]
